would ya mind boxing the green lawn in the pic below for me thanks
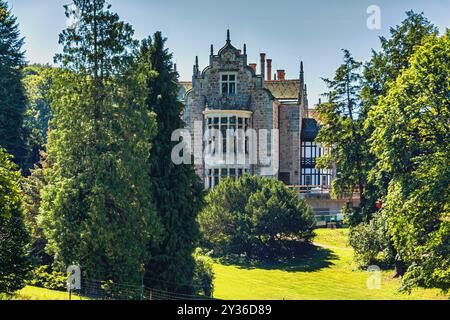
[5,286,87,300]
[213,229,448,300]
[4,229,447,300]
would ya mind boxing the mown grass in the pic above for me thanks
[3,229,447,300]
[213,229,448,300]
[2,286,88,300]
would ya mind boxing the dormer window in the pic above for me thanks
[221,73,237,95]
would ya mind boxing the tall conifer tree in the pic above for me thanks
[316,50,373,225]
[139,33,205,294]
[41,0,160,285]
[0,1,27,169]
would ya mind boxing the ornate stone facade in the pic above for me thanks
[180,31,332,192]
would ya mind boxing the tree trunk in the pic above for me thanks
[390,243,407,278]
[394,260,407,278]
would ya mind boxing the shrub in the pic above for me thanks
[28,266,67,291]
[198,175,315,260]
[349,212,393,267]
[193,249,215,298]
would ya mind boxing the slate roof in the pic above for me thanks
[301,118,320,141]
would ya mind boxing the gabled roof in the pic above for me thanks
[178,80,300,101]
[264,80,300,100]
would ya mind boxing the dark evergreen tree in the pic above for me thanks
[139,33,205,294]
[362,11,438,107]
[41,0,160,286]
[199,175,315,260]
[0,148,30,295]
[0,1,27,169]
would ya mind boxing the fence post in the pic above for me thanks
[140,280,145,301]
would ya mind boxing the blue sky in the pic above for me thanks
[7,0,450,104]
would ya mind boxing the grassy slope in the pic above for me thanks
[5,229,447,300]
[213,229,448,300]
[10,286,87,300]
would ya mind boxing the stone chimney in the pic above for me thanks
[260,53,266,80]
[249,63,257,72]
[277,70,286,81]
[267,59,272,81]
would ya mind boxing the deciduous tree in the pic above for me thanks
[0,148,30,295]
[367,33,449,292]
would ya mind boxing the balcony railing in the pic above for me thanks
[288,185,361,201]
[288,185,332,194]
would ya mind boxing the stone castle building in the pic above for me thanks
[178,31,349,217]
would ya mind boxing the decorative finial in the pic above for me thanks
[227,29,230,43]
[300,61,305,89]
[193,56,199,77]
[210,44,214,56]
[243,44,247,55]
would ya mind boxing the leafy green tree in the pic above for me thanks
[318,12,440,278]
[0,1,27,169]
[367,34,449,292]
[354,11,440,277]
[22,151,52,266]
[41,0,160,285]
[22,65,56,168]
[0,148,30,295]
[362,11,438,195]
[138,32,205,294]
[362,11,438,108]
[199,175,315,260]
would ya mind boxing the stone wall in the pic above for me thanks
[184,40,277,182]
[279,104,301,185]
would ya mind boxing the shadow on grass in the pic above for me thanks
[218,245,339,273]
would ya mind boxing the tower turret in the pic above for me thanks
[193,56,200,77]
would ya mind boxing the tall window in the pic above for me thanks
[221,74,237,95]
[205,115,250,157]
[204,111,252,189]
[206,168,249,189]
